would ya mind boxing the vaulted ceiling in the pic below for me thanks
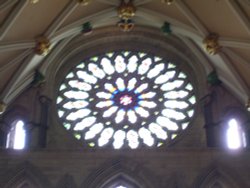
[0,0,249,109]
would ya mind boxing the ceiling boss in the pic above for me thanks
[117,0,136,32]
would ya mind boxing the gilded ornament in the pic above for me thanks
[35,37,51,56]
[203,33,221,55]
[117,0,136,20]
[117,19,135,32]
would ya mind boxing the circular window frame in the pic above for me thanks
[50,28,205,149]
[56,49,197,149]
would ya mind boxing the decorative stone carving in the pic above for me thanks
[35,37,51,56]
[203,33,221,55]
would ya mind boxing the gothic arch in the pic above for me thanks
[3,161,51,188]
[194,164,246,188]
[81,157,157,188]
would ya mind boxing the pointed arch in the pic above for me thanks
[194,164,246,188]
[81,157,157,188]
[3,162,51,188]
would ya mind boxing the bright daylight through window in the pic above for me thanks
[226,118,246,150]
[6,120,26,150]
[57,51,196,149]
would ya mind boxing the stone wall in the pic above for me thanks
[0,149,250,188]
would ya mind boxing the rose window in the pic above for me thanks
[57,51,196,149]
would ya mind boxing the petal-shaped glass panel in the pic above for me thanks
[63,100,88,109]
[127,130,139,149]
[138,92,156,99]
[127,110,137,123]
[164,90,189,99]
[148,123,167,140]
[115,55,126,73]
[74,116,96,130]
[85,123,104,140]
[127,55,138,73]
[116,77,126,91]
[138,58,152,75]
[104,83,117,93]
[68,80,92,91]
[161,80,184,91]
[100,57,115,75]
[103,106,119,118]
[154,74,169,84]
[127,78,137,91]
[76,71,97,84]
[147,63,165,79]
[135,107,149,118]
[96,92,112,99]
[64,91,89,100]
[98,128,114,146]
[156,116,178,131]
[66,109,91,121]
[96,100,113,108]
[134,83,148,93]
[138,101,157,108]
[115,109,126,123]
[164,100,189,109]
[162,109,186,120]
[88,63,106,79]
[138,128,154,146]
[113,130,126,149]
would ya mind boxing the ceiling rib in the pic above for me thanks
[0,49,32,73]
[0,54,33,102]
[219,51,249,98]
[44,1,79,38]
[96,0,117,6]
[0,0,18,11]
[0,53,44,103]
[138,8,201,37]
[5,72,34,104]
[40,36,76,75]
[52,8,116,41]
[178,36,213,74]
[226,0,250,35]
[0,0,28,41]
[219,37,250,49]
[0,40,34,52]
[175,0,209,36]
[135,0,153,6]
[223,48,250,67]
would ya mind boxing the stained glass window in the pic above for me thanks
[57,51,196,149]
